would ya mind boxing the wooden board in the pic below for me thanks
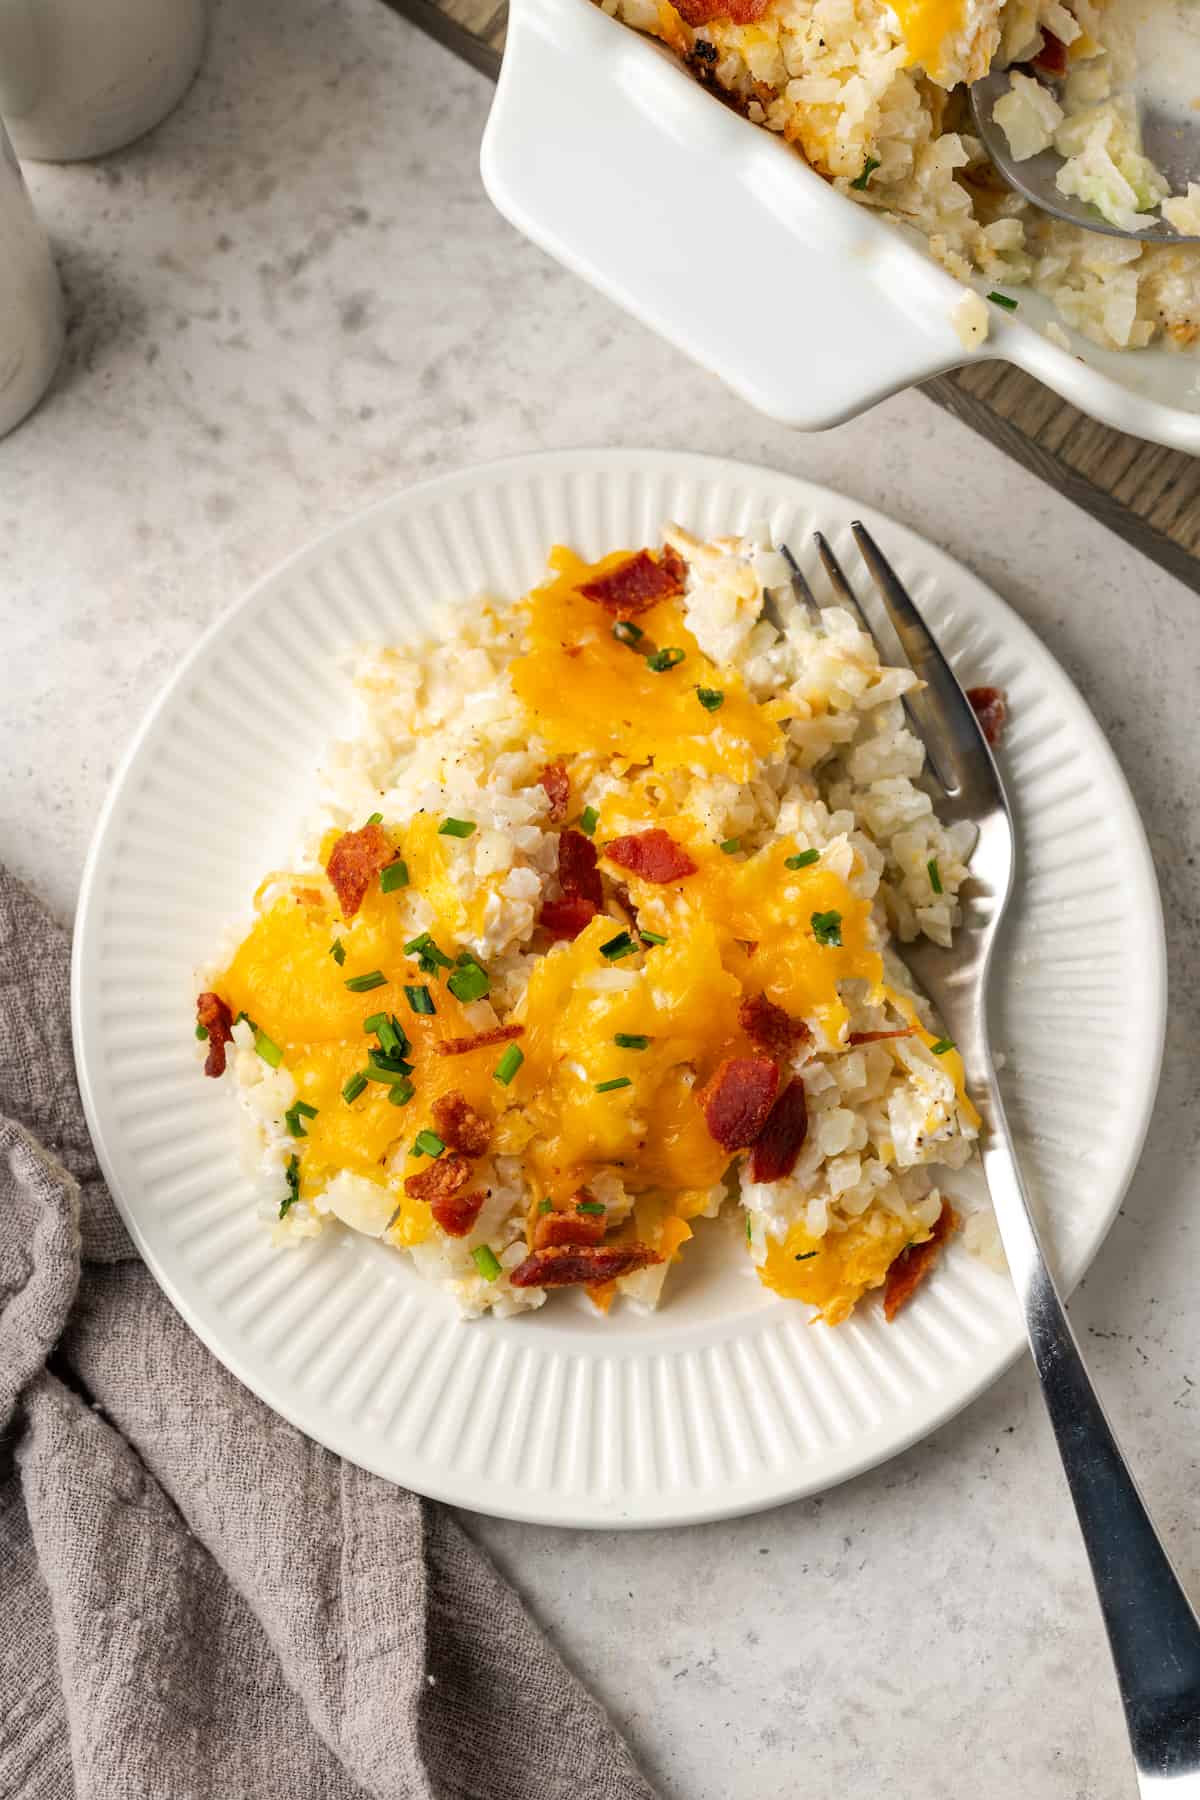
[379,0,1200,592]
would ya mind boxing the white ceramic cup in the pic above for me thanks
[0,116,62,437]
[0,0,209,162]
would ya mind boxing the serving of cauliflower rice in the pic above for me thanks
[194,529,987,1326]
[600,0,1200,352]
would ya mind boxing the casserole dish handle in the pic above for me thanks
[481,0,983,430]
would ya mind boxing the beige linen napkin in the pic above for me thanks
[0,865,657,1800]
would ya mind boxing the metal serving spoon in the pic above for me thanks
[971,67,1200,243]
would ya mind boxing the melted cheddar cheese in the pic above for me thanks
[220,885,503,1214]
[511,913,744,1203]
[509,547,790,781]
[598,820,883,1047]
[759,1211,922,1325]
[886,987,981,1131]
[889,0,1001,86]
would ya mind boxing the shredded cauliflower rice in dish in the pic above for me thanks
[599,0,1200,352]
[195,530,994,1326]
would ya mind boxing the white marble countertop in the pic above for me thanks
[4,2,1198,1794]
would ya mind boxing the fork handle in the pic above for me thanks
[981,1080,1200,1792]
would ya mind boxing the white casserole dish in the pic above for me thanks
[480,0,1200,452]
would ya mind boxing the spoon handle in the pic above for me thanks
[982,1080,1200,1794]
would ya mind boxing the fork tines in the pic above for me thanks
[780,524,996,802]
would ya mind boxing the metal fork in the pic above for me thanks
[787,523,1200,1797]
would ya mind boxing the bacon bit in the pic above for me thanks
[509,1241,662,1289]
[660,542,688,590]
[696,1056,779,1152]
[533,1208,608,1251]
[578,549,685,616]
[196,992,234,1079]
[883,1201,960,1322]
[326,822,396,919]
[405,1152,472,1205]
[605,828,697,884]
[749,1078,809,1183]
[1032,27,1067,73]
[431,1091,490,1156]
[539,762,571,824]
[432,1188,487,1238]
[436,1023,524,1058]
[966,686,1008,749]
[557,828,604,907]
[294,886,324,906]
[739,993,811,1059]
[538,826,605,939]
[537,894,598,941]
[672,0,769,24]
[847,1028,915,1045]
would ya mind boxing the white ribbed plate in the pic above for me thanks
[72,450,1166,1528]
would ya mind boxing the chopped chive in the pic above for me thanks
[794,1249,819,1262]
[927,857,943,895]
[786,848,820,870]
[284,1100,319,1138]
[345,970,387,993]
[341,1071,368,1104]
[595,1076,632,1093]
[195,1023,209,1040]
[599,930,636,961]
[579,805,599,837]
[576,1199,606,1215]
[720,837,741,855]
[330,938,346,966]
[234,1011,256,1031]
[381,860,409,893]
[404,932,453,976]
[376,1015,409,1057]
[646,646,686,673]
[403,931,447,959]
[366,1054,414,1079]
[438,817,476,839]
[494,1043,524,1085]
[363,1012,386,1034]
[412,1129,445,1158]
[746,1214,753,1244]
[811,910,843,948]
[366,812,383,826]
[387,1078,415,1107]
[612,619,644,646]
[280,1154,301,1219]
[537,1198,554,1215]
[930,1037,955,1056]
[639,929,668,946]
[850,155,880,190]
[472,1244,502,1282]
[405,984,435,1015]
[614,1033,651,1050]
[987,290,1018,311]
[696,687,725,712]
[447,956,491,1004]
[254,1029,284,1068]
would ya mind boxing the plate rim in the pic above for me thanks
[70,446,1168,1528]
